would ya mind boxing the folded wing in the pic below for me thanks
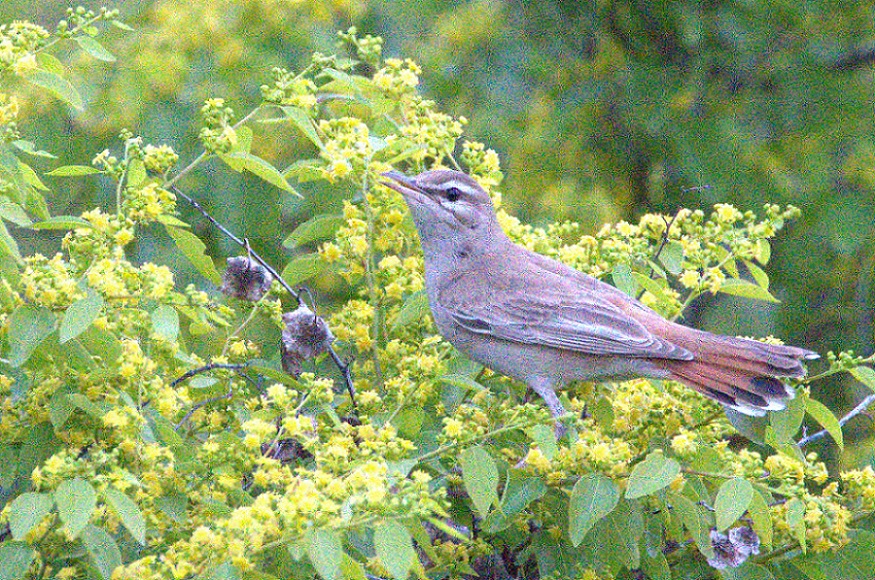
[442,287,693,360]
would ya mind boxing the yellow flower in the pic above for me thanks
[442,418,464,438]
[524,448,551,472]
[321,242,342,263]
[679,269,699,288]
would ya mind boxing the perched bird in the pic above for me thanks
[382,169,818,421]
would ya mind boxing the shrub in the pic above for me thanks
[1,11,875,580]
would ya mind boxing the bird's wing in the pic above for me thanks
[440,274,693,360]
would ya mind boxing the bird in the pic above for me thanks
[381,168,818,422]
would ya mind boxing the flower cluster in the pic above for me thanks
[199,98,238,153]
[0,20,49,73]
[6,23,875,580]
[259,67,318,109]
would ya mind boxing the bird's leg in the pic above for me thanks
[529,377,568,439]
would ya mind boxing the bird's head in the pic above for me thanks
[381,169,499,244]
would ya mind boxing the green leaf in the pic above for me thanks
[460,446,499,517]
[770,392,806,443]
[12,139,57,159]
[111,20,135,32]
[0,542,35,580]
[104,488,146,545]
[626,451,681,499]
[568,473,620,546]
[151,305,180,342]
[726,408,768,445]
[749,488,773,550]
[792,530,875,579]
[641,550,671,580]
[46,165,101,177]
[805,397,843,449]
[235,126,254,154]
[6,305,55,367]
[373,521,415,580]
[60,290,104,344]
[80,524,122,580]
[714,478,754,530]
[632,272,672,301]
[35,53,64,75]
[165,225,222,285]
[756,239,771,264]
[672,494,714,559]
[526,424,558,460]
[339,554,367,580]
[66,393,105,418]
[283,214,344,248]
[8,492,53,540]
[0,198,33,226]
[580,497,643,572]
[438,373,485,392]
[611,263,638,297]
[785,498,807,554]
[282,106,323,149]
[391,291,430,330]
[718,279,780,303]
[0,221,21,262]
[499,471,547,518]
[74,35,116,62]
[744,260,770,289]
[851,366,875,393]
[31,215,95,230]
[658,241,684,275]
[307,529,343,580]
[202,562,240,580]
[219,151,302,197]
[17,160,48,192]
[156,213,190,228]
[49,388,76,428]
[23,70,84,110]
[281,253,326,287]
[722,563,777,580]
[55,478,97,538]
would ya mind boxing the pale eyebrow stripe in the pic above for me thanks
[440,180,478,195]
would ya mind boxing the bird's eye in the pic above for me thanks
[445,187,462,202]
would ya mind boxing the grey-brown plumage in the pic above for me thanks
[382,169,818,419]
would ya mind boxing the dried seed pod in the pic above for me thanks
[729,525,761,557]
[261,438,311,463]
[220,256,273,301]
[281,304,335,377]
[707,530,746,570]
[706,526,761,569]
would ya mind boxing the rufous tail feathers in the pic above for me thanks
[656,325,818,416]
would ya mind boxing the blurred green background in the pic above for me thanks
[4,0,875,461]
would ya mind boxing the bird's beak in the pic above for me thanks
[380,170,432,207]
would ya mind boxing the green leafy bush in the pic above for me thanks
[2,11,875,580]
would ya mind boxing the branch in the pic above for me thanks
[169,186,357,404]
[170,362,250,388]
[798,392,875,447]
[831,45,875,71]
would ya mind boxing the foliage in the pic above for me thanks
[3,10,875,580]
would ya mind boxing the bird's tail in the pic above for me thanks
[655,325,818,416]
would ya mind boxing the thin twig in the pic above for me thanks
[170,362,250,388]
[166,106,262,188]
[175,387,235,431]
[637,213,678,301]
[798,392,875,447]
[169,186,357,403]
